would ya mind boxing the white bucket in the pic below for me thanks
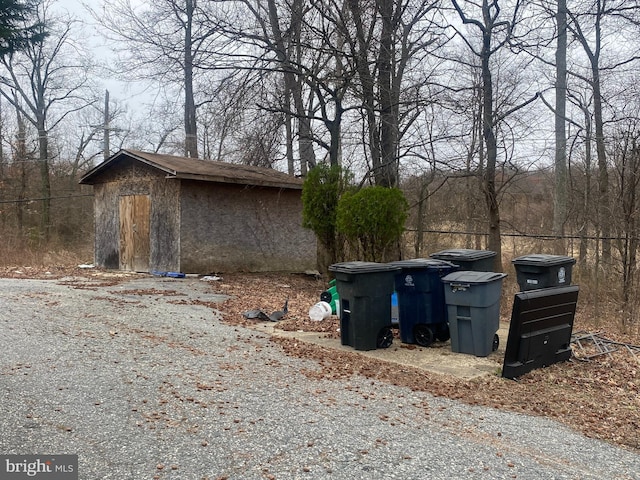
[308,301,332,321]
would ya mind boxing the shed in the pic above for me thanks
[79,149,317,274]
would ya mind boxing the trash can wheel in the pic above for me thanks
[435,324,450,342]
[377,327,394,349]
[414,324,434,347]
[493,334,499,351]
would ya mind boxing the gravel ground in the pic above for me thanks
[0,275,638,480]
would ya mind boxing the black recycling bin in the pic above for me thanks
[512,254,576,292]
[430,249,497,272]
[442,271,507,357]
[389,258,458,347]
[329,261,400,351]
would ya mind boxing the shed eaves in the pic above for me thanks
[79,149,304,190]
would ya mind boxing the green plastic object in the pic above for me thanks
[320,281,339,314]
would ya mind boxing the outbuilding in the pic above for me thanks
[79,149,317,274]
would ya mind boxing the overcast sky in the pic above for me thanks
[51,0,152,109]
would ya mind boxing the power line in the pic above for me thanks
[409,228,625,242]
[0,194,94,205]
[0,198,627,243]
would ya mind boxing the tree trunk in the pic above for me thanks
[553,0,568,253]
[593,66,610,262]
[285,106,295,175]
[480,2,502,272]
[15,103,27,234]
[346,0,383,183]
[266,0,315,174]
[376,0,399,188]
[414,180,429,257]
[466,81,482,248]
[579,104,593,270]
[104,90,110,160]
[37,118,50,242]
[184,0,198,158]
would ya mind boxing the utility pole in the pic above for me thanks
[104,90,110,160]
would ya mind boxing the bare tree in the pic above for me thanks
[214,0,318,173]
[0,2,95,240]
[565,1,640,263]
[95,0,221,159]
[609,120,640,319]
[553,0,568,250]
[11,90,29,234]
[340,0,440,187]
[450,0,540,271]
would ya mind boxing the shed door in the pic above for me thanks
[119,195,151,272]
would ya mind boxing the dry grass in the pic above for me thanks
[0,238,93,270]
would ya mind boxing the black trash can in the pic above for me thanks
[430,249,497,272]
[329,261,400,351]
[389,258,458,347]
[442,271,507,357]
[512,254,576,291]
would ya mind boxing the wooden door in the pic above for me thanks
[119,195,151,272]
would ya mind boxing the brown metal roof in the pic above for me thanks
[79,149,304,190]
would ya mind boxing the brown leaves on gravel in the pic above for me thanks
[215,272,640,453]
[3,266,639,452]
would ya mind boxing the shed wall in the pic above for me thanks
[91,161,180,272]
[179,181,316,273]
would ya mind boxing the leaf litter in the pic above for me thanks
[215,272,640,452]
[2,267,638,452]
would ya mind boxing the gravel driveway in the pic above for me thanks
[0,275,638,480]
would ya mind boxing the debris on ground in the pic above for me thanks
[572,331,640,364]
[200,275,223,282]
[243,299,289,322]
[151,271,186,278]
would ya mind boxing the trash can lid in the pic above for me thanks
[388,258,458,270]
[512,254,576,266]
[441,270,507,284]
[430,249,497,261]
[329,261,401,274]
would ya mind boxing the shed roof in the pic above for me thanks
[79,149,304,190]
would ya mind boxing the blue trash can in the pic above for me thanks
[389,259,458,347]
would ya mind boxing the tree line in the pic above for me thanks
[1,0,640,321]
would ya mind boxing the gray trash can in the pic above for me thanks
[512,254,576,291]
[430,249,496,271]
[329,261,400,351]
[442,271,507,357]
